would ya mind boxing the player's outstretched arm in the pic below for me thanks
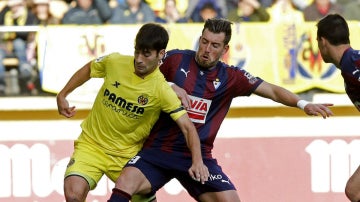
[254,81,334,119]
[56,62,92,118]
[175,114,209,184]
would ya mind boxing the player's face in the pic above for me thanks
[134,49,164,78]
[195,29,229,69]
[317,36,331,63]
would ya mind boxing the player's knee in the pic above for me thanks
[345,180,360,202]
[115,175,140,194]
[64,178,89,202]
[64,191,86,202]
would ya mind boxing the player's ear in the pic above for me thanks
[159,49,166,58]
[222,44,229,56]
[319,37,328,48]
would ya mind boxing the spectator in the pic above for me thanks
[343,0,360,21]
[147,0,188,16]
[155,0,188,23]
[186,0,227,22]
[25,0,62,95]
[267,0,304,23]
[32,0,61,25]
[61,0,112,24]
[109,0,155,24]
[196,2,222,22]
[227,0,270,22]
[0,0,38,95]
[48,0,70,21]
[303,0,343,21]
[226,0,273,14]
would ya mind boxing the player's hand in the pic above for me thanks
[304,103,334,119]
[56,95,76,118]
[188,162,209,184]
[171,84,191,110]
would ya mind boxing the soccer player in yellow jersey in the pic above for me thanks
[56,23,209,202]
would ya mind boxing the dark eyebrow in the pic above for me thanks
[202,37,221,45]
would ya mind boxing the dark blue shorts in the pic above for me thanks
[125,149,236,200]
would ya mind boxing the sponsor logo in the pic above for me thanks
[95,56,105,62]
[127,156,141,164]
[243,71,258,85]
[67,158,75,168]
[306,139,360,192]
[208,174,223,181]
[112,81,120,88]
[180,68,190,77]
[187,95,211,123]
[0,143,113,199]
[103,89,145,118]
[208,173,231,185]
[221,179,231,184]
[0,138,357,200]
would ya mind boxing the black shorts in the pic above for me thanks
[125,149,236,200]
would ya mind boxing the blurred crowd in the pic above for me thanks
[0,0,359,96]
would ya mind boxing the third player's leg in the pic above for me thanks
[345,165,360,202]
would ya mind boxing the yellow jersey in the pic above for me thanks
[79,52,185,158]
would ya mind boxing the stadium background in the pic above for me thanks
[1,22,359,201]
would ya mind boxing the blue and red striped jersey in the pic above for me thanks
[340,48,360,111]
[143,49,263,159]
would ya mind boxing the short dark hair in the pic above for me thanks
[317,14,350,45]
[202,18,232,45]
[135,23,169,52]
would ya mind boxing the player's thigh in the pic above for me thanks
[116,166,152,194]
[198,190,241,202]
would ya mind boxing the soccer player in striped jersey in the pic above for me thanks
[316,14,360,202]
[108,18,334,202]
[56,23,208,202]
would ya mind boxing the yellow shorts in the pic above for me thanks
[65,137,129,190]
[65,136,155,202]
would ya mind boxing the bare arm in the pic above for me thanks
[175,114,209,184]
[254,81,334,118]
[169,83,191,109]
[56,62,92,118]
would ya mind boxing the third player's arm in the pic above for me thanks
[254,81,333,118]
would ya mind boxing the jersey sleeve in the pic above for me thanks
[231,67,264,96]
[90,53,116,78]
[158,81,186,121]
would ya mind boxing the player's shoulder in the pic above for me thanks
[95,52,132,62]
[164,49,195,59]
[348,48,360,60]
[219,61,243,72]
